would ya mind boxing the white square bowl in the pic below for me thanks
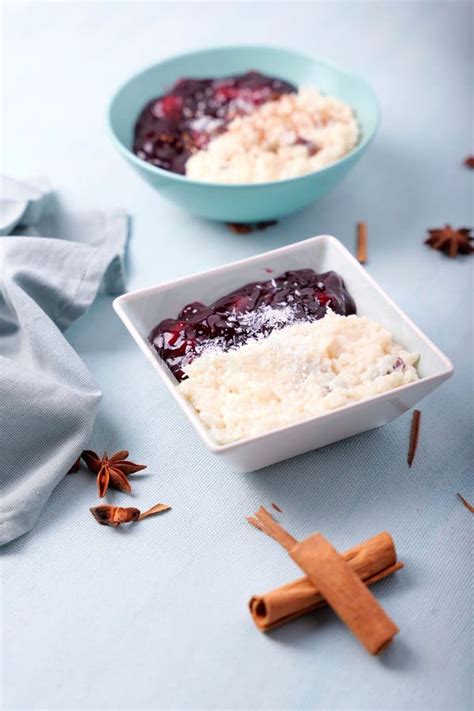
[113,235,453,472]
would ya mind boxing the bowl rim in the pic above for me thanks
[107,44,381,190]
[113,234,454,454]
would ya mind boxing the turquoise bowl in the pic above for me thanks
[108,46,379,222]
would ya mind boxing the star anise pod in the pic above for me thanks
[81,450,146,497]
[425,225,473,258]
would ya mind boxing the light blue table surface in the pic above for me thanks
[2,2,473,710]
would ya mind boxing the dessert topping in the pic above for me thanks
[134,71,295,174]
[149,269,356,381]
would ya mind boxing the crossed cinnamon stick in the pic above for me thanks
[248,507,403,654]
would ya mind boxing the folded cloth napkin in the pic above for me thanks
[0,177,128,545]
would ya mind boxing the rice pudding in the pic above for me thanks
[133,72,359,182]
[149,269,419,445]
[178,313,419,444]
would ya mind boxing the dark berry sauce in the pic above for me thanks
[133,71,296,174]
[149,269,356,381]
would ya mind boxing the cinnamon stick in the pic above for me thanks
[249,532,403,631]
[290,533,399,654]
[247,508,400,653]
[356,222,368,264]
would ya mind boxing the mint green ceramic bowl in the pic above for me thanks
[108,46,379,222]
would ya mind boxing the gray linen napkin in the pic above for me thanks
[0,177,128,545]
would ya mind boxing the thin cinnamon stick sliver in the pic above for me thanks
[407,409,421,467]
[290,533,399,654]
[457,493,474,513]
[247,506,297,551]
[249,531,402,631]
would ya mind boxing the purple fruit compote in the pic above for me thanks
[133,71,296,174]
[149,269,356,381]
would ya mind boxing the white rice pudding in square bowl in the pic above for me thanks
[178,312,419,445]
[148,269,419,446]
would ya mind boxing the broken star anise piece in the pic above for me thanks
[90,502,171,527]
[81,450,147,498]
[90,505,141,527]
[425,225,473,258]
[138,503,171,520]
[226,220,278,235]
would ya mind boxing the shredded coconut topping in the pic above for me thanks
[185,305,299,363]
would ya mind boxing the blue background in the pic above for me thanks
[2,2,472,709]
